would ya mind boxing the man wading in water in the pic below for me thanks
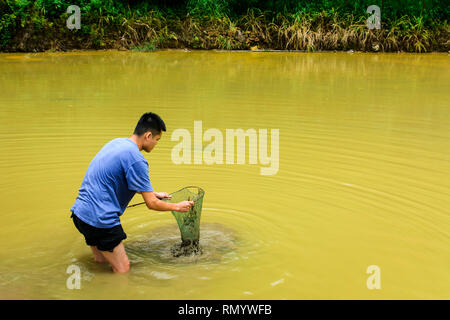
[70,112,194,273]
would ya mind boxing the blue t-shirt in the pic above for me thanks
[70,138,153,228]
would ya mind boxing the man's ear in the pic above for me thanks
[145,131,153,140]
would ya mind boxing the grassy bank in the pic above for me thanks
[0,0,448,52]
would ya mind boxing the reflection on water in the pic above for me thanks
[0,50,449,299]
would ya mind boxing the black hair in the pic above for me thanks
[133,112,166,136]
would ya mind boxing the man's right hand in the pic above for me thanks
[175,201,194,212]
[140,191,194,212]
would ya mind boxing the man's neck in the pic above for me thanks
[128,134,143,151]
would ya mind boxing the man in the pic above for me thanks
[70,112,194,273]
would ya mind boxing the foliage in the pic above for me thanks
[0,0,448,51]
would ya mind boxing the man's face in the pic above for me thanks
[142,131,161,153]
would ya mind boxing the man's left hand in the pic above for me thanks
[154,192,172,200]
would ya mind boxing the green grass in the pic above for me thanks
[0,0,448,52]
[131,39,157,51]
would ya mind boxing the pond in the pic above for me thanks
[0,50,449,299]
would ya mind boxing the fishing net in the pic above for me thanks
[162,186,205,256]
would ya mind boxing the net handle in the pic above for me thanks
[126,186,204,208]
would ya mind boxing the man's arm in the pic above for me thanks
[139,191,193,212]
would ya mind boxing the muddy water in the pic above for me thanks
[0,50,449,299]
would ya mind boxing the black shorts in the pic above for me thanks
[71,212,127,252]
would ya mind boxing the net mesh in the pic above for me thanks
[162,186,205,247]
